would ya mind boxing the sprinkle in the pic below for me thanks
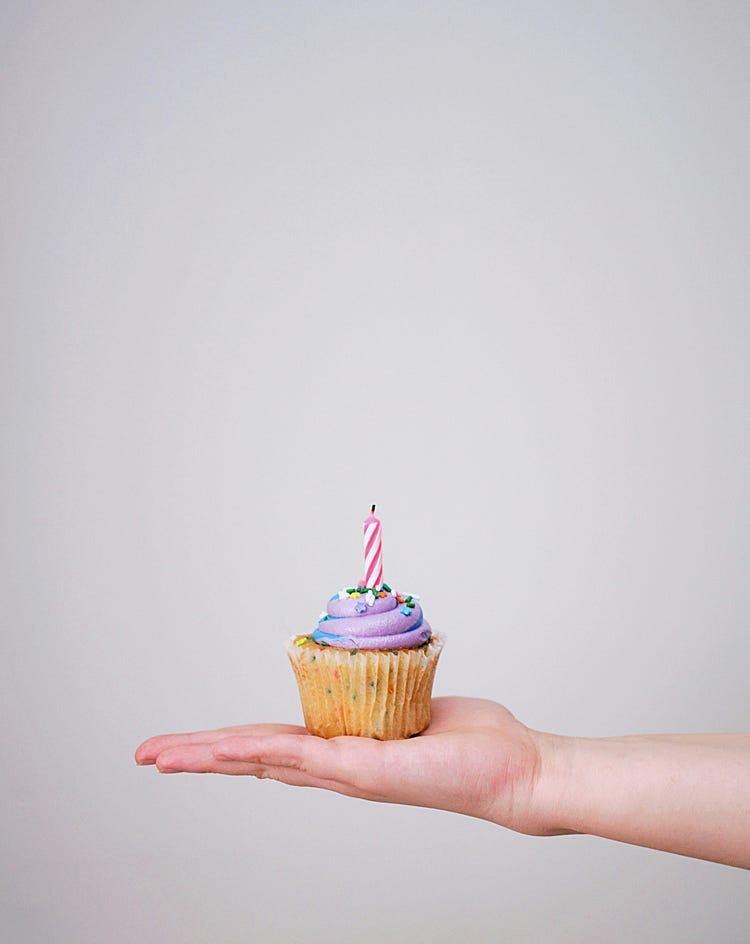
[349,649,358,655]
[396,595,405,604]
[350,591,361,599]
[400,605,411,615]
[382,583,392,593]
[294,636,309,646]
[406,601,415,609]
[326,687,332,694]
[378,591,387,598]
[320,640,329,647]
[345,588,356,594]
[318,611,328,621]
[354,601,367,613]
[405,595,413,603]
[338,590,349,600]
[365,590,375,607]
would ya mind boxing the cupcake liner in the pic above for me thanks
[285,633,445,740]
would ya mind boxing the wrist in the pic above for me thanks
[525,729,581,836]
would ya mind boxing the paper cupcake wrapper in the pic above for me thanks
[286,633,445,740]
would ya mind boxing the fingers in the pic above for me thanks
[137,726,419,806]
[213,733,320,769]
[139,728,352,785]
[152,739,365,797]
[155,743,263,776]
[213,732,404,802]
[149,730,397,801]
[134,723,308,766]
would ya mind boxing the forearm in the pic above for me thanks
[532,731,750,868]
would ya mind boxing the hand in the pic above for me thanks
[135,696,552,835]
[135,700,750,866]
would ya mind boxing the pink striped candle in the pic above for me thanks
[363,504,383,588]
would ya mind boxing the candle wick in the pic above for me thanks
[371,504,376,513]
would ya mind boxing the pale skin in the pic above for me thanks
[135,696,750,869]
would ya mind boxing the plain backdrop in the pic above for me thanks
[2,2,749,942]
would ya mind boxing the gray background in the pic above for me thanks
[2,1,749,941]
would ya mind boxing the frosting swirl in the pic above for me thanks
[311,588,432,650]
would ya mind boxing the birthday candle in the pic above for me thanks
[363,504,383,588]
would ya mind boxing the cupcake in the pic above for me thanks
[286,507,444,739]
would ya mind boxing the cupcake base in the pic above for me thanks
[285,633,445,740]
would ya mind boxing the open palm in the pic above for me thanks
[135,697,548,834]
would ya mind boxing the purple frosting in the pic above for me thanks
[312,589,432,650]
